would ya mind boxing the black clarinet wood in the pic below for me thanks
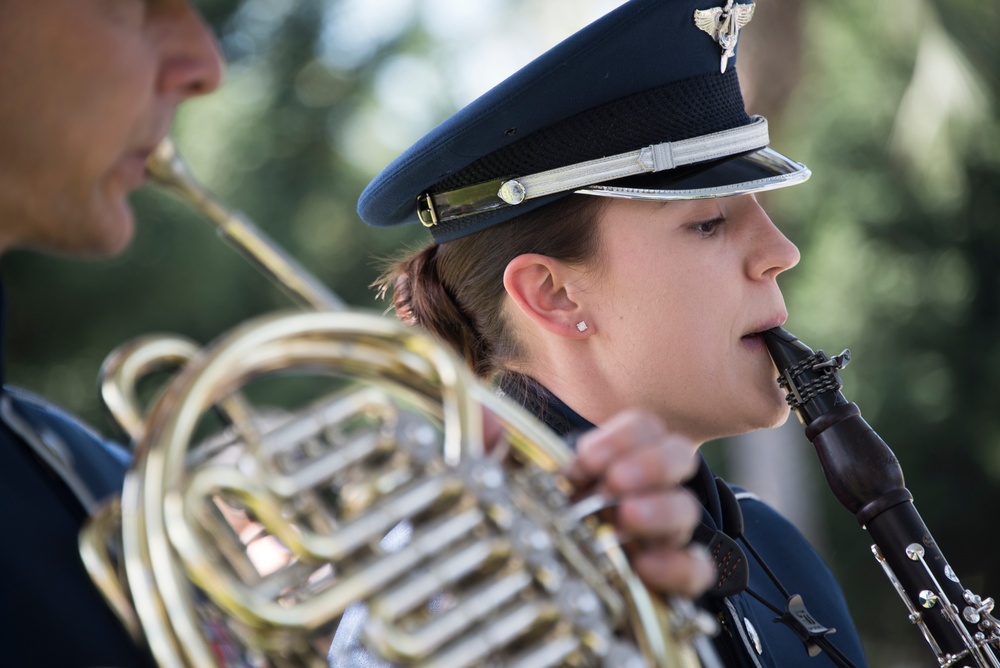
[761,327,989,663]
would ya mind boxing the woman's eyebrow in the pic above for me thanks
[659,201,722,220]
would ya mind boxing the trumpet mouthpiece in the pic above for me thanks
[145,137,192,191]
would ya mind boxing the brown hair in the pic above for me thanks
[374,195,607,379]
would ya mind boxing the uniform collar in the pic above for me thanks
[496,372,726,528]
[496,373,595,437]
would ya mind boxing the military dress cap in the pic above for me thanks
[357,0,810,243]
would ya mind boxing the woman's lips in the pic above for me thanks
[741,315,787,352]
[740,331,767,352]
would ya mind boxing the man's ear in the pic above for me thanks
[503,254,591,338]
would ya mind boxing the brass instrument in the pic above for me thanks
[80,139,720,667]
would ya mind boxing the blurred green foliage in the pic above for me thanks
[2,0,998,664]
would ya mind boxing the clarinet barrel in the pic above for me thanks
[761,327,1000,668]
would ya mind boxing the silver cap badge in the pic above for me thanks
[694,1,756,73]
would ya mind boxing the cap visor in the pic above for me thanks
[576,147,810,200]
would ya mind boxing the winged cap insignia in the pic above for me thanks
[694,0,756,73]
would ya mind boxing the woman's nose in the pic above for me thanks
[746,199,801,280]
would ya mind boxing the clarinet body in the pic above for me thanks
[761,327,1000,668]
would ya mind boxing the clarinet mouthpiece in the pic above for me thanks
[761,327,850,425]
[760,327,814,375]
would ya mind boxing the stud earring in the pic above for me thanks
[576,321,588,332]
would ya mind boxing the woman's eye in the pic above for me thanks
[692,217,725,237]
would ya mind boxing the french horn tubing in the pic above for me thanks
[79,139,721,667]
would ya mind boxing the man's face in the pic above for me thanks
[0,0,222,256]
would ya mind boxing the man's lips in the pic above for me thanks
[116,153,151,190]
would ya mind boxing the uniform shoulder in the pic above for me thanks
[2,386,131,510]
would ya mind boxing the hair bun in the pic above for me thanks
[392,273,419,326]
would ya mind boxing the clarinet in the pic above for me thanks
[761,327,1000,668]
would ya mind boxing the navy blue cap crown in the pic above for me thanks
[358,0,808,243]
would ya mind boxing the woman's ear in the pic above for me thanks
[503,254,591,338]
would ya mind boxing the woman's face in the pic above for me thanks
[578,194,800,444]
[0,0,223,256]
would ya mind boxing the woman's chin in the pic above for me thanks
[734,392,794,436]
[762,404,793,431]
[759,386,793,429]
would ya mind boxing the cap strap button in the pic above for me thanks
[498,180,527,205]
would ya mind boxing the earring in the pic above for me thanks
[576,321,588,332]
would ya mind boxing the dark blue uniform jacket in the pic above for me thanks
[0,288,150,667]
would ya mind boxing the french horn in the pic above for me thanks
[79,140,721,667]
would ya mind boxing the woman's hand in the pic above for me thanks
[567,409,715,599]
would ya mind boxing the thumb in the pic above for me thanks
[482,407,504,454]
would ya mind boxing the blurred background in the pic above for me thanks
[4,0,997,665]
